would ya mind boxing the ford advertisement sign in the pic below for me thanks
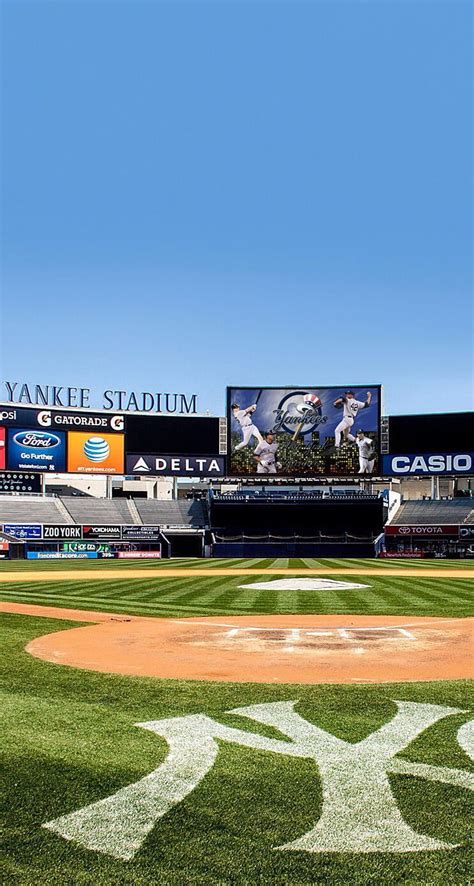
[7,428,66,472]
[382,453,473,476]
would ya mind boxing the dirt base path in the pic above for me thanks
[4,602,472,685]
[0,566,473,582]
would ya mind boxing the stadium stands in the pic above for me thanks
[0,496,208,529]
[62,498,138,525]
[0,497,72,525]
[389,500,474,525]
[134,499,208,528]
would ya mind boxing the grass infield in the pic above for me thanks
[1,560,473,884]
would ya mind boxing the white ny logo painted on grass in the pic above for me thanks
[44,701,473,860]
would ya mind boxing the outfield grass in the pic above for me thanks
[1,612,473,886]
[1,556,473,571]
[0,573,473,619]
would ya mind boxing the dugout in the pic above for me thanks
[160,529,205,558]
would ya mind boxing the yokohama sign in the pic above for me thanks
[385,525,459,536]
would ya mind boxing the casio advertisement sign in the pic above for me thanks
[382,453,473,475]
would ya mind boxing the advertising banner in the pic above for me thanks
[63,542,111,552]
[121,525,161,541]
[116,550,161,558]
[82,524,122,539]
[384,525,459,536]
[227,386,381,477]
[126,454,225,476]
[67,432,124,474]
[382,453,473,476]
[0,472,42,493]
[3,523,42,539]
[0,427,5,469]
[43,525,82,540]
[380,552,425,559]
[459,526,474,539]
[0,407,125,432]
[27,551,98,559]
[7,428,66,472]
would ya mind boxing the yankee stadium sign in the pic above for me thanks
[1,382,199,414]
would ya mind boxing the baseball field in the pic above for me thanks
[1,557,473,885]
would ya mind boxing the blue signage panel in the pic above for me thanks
[383,453,474,476]
[26,551,99,559]
[7,428,66,472]
[3,523,43,539]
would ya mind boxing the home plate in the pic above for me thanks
[238,578,370,591]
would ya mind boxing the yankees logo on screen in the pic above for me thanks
[228,386,381,477]
[43,700,473,860]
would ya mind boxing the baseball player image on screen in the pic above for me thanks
[254,431,280,474]
[333,389,372,448]
[232,402,263,451]
[355,430,375,474]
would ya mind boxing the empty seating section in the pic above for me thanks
[0,498,70,525]
[0,496,208,528]
[135,499,207,527]
[391,500,474,525]
[62,498,136,525]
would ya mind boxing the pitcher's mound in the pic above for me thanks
[26,613,474,684]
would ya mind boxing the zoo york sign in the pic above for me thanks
[44,700,473,860]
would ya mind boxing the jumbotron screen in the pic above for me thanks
[227,386,381,477]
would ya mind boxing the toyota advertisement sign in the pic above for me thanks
[385,525,460,537]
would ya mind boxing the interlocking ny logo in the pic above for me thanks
[44,700,473,860]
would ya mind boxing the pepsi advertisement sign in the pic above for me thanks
[7,429,66,472]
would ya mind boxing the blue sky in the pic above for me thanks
[1,0,472,418]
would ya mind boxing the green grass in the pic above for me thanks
[1,612,473,885]
[0,573,473,619]
[1,556,473,571]
[2,565,473,884]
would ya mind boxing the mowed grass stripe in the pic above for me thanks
[1,575,472,619]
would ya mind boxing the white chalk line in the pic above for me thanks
[172,618,471,632]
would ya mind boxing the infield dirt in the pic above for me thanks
[3,602,472,685]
